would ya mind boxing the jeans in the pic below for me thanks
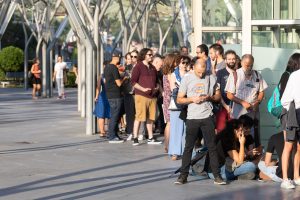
[108,98,123,140]
[124,94,135,135]
[180,116,221,178]
[258,160,282,182]
[56,78,64,97]
[208,162,257,180]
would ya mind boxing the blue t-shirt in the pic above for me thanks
[216,68,231,106]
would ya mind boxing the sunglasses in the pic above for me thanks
[181,61,189,65]
[131,55,137,58]
[146,54,153,57]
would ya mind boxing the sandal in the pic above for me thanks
[171,155,178,161]
[99,132,106,138]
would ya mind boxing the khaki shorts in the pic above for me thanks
[135,95,157,122]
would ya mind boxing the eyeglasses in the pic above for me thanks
[146,54,153,57]
[181,62,189,65]
[131,55,137,58]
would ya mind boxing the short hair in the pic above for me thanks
[209,43,224,55]
[224,50,237,60]
[180,46,188,51]
[125,52,131,59]
[197,44,209,56]
[57,55,62,59]
[137,48,152,62]
[131,50,139,55]
[241,54,254,62]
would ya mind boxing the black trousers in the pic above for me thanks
[180,116,221,177]
[155,96,166,133]
[124,94,135,135]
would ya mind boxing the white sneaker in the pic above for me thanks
[281,179,295,189]
[126,134,132,141]
[294,178,300,186]
[138,135,144,141]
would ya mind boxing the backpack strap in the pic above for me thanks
[233,71,237,88]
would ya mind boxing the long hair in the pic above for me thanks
[137,48,152,62]
[286,53,300,73]
[162,53,177,75]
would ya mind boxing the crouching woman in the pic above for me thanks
[208,115,258,180]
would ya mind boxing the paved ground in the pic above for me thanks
[0,88,300,200]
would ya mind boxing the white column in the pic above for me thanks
[242,1,252,54]
[191,0,202,56]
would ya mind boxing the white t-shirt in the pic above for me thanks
[281,69,300,110]
[54,62,67,79]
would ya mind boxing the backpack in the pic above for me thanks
[267,71,290,118]
[28,71,33,79]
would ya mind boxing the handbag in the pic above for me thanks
[28,71,33,79]
[168,97,179,110]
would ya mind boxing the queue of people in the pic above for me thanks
[27,43,299,188]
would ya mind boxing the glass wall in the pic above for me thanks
[202,32,242,44]
[202,0,242,27]
[252,0,273,20]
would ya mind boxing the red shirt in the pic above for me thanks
[131,61,158,98]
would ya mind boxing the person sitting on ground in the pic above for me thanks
[258,131,294,182]
[208,115,258,181]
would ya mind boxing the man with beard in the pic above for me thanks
[225,54,268,146]
[209,43,226,75]
[215,50,237,133]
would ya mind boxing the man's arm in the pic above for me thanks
[177,92,201,104]
[115,76,129,87]
[227,92,251,109]
[133,82,151,93]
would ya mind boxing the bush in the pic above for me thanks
[0,69,5,80]
[65,72,77,88]
[0,46,24,73]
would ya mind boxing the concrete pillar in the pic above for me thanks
[191,0,202,56]
[242,1,252,54]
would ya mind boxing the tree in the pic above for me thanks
[0,46,24,73]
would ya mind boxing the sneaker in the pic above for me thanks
[126,134,132,141]
[214,176,227,185]
[138,135,144,141]
[108,137,124,144]
[237,172,256,180]
[281,179,295,189]
[294,178,300,186]
[147,138,162,144]
[174,174,187,185]
[132,138,139,146]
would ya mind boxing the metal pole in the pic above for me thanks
[42,41,47,97]
[77,42,82,112]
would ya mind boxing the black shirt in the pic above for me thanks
[103,64,121,99]
[216,68,231,106]
[266,132,293,179]
[213,131,254,168]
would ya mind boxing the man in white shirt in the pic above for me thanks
[53,56,67,99]
[225,54,268,146]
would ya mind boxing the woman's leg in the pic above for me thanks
[98,118,106,135]
[233,161,256,177]
[32,84,37,98]
[164,122,170,152]
[293,143,300,181]
[281,141,293,180]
